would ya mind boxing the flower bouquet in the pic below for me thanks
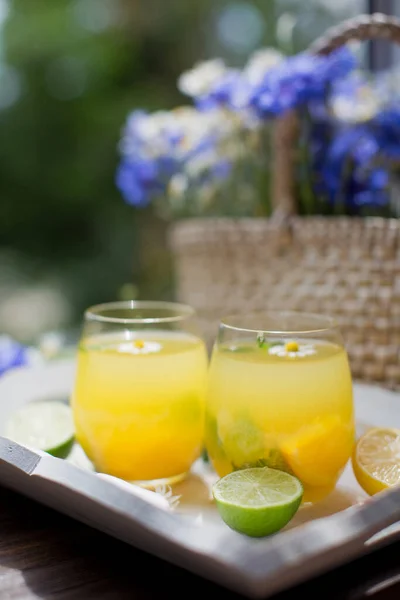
[116,13,400,389]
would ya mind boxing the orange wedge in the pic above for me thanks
[280,415,353,487]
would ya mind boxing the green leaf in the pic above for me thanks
[257,333,266,348]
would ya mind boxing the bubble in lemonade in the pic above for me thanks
[72,331,208,484]
[205,338,354,502]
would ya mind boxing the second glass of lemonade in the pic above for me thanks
[72,301,208,486]
[205,312,354,502]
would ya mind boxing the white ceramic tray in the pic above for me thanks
[1,360,400,599]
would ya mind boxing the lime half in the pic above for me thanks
[5,401,75,458]
[212,467,303,537]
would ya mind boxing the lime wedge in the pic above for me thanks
[212,467,303,537]
[5,401,75,458]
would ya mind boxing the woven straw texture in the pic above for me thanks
[169,14,400,389]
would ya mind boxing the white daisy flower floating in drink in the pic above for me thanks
[268,340,316,358]
[118,339,162,355]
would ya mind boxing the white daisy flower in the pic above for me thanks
[178,59,230,98]
[244,47,284,85]
[168,173,189,199]
[269,341,316,358]
[118,340,162,355]
[330,85,381,124]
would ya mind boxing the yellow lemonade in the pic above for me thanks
[72,331,208,483]
[205,340,354,502]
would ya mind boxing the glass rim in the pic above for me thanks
[220,310,338,336]
[84,301,196,325]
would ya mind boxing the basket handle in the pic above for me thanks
[272,13,400,218]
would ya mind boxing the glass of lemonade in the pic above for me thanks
[72,301,208,486]
[205,311,354,503]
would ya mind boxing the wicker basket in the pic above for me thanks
[169,14,400,389]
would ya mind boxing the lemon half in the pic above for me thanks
[352,427,400,496]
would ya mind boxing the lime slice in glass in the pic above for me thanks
[5,401,75,458]
[221,417,265,468]
[212,467,303,537]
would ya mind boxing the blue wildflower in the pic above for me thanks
[116,110,184,206]
[0,336,30,377]
[311,122,389,211]
[349,166,389,209]
[116,107,245,211]
[116,158,162,207]
[369,168,389,189]
[196,47,356,119]
[249,48,356,119]
[353,190,388,207]
[372,107,400,160]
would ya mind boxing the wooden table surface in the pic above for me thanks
[1,486,400,600]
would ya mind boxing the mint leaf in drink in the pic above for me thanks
[257,332,266,348]
[257,333,284,351]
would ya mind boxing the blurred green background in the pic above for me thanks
[0,0,363,344]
